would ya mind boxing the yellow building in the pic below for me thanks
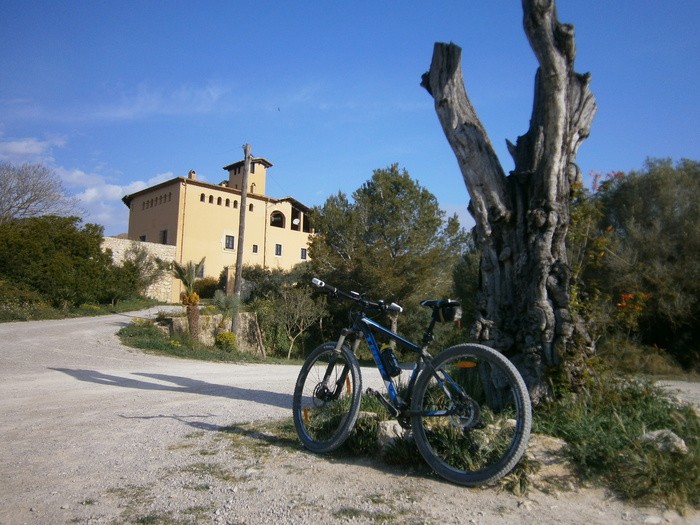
[122,157,313,303]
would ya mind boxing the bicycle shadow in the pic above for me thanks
[49,368,293,410]
[221,421,436,481]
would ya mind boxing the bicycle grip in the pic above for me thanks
[388,302,403,313]
[311,277,337,295]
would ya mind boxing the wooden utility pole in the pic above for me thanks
[231,143,251,333]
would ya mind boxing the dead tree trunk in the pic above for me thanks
[421,0,596,402]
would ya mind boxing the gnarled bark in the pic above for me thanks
[422,0,596,402]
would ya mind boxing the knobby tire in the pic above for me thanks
[292,341,362,453]
[411,343,532,486]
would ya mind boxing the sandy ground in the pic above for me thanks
[0,309,698,525]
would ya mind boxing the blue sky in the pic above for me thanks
[1,1,698,235]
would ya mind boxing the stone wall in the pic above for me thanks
[101,237,176,303]
[163,312,265,355]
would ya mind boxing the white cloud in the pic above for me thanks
[0,134,66,163]
[55,167,175,234]
[57,167,105,188]
[3,81,231,124]
[0,130,176,234]
[94,82,229,120]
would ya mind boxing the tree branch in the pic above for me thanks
[513,0,596,204]
[421,43,512,234]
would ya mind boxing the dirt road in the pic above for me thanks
[0,311,697,524]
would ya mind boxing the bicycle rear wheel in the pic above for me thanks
[292,341,362,453]
[411,343,531,486]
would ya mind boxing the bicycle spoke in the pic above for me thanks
[293,342,362,453]
[412,344,531,486]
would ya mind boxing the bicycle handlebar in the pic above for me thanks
[311,277,403,313]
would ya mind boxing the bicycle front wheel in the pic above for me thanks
[411,343,531,486]
[292,341,362,453]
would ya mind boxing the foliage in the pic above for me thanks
[0,218,163,310]
[596,335,686,377]
[102,243,166,306]
[248,296,289,357]
[451,241,480,330]
[535,374,699,511]
[0,291,157,322]
[276,285,328,359]
[100,262,140,306]
[308,164,469,343]
[0,279,56,321]
[569,158,700,371]
[213,289,240,330]
[172,257,206,337]
[241,263,314,302]
[215,331,237,352]
[0,162,79,224]
[250,282,327,359]
[117,320,277,363]
[0,215,118,308]
[596,159,700,369]
[327,375,699,508]
[241,263,328,358]
[172,258,205,297]
[121,243,168,296]
[194,277,220,299]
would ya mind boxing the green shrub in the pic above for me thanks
[194,277,220,299]
[535,374,699,511]
[215,331,237,352]
[597,335,684,377]
[0,216,117,308]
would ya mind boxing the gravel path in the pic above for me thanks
[0,310,697,525]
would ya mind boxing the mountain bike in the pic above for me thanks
[292,278,532,487]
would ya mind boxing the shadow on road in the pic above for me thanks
[118,413,234,432]
[49,368,292,410]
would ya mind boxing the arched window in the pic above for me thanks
[225,199,230,207]
[270,211,285,228]
[249,203,254,212]
[208,195,214,204]
[233,200,239,209]
[217,197,222,205]
[200,193,206,202]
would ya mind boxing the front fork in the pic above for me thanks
[319,330,358,401]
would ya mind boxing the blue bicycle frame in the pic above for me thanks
[337,311,428,412]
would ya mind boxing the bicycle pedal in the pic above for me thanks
[367,388,400,418]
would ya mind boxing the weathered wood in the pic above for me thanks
[422,0,596,401]
[232,143,251,334]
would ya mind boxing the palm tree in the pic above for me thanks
[172,257,205,339]
[213,289,240,332]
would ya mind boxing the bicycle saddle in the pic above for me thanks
[420,299,461,309]
[420,299,462,323]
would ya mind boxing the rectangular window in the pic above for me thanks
[252,244,258,253]
[275,244,282,256]
[225,235,235,250]
[159,230,168,244]
[300,248,307,260]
